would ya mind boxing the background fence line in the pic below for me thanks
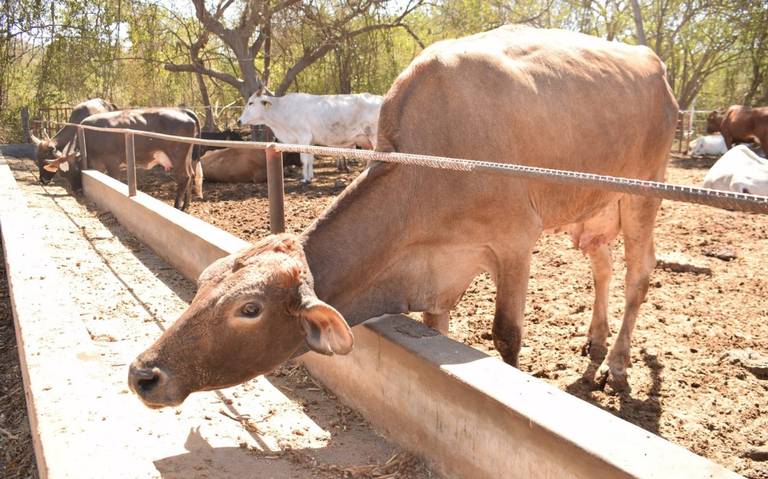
[45,120,768,218]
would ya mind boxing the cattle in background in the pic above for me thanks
[44,108,201,210]
[200,148,267,183]
[199,129,301,172]
[239,92,383,183]
[30,98,119,184]
[130,25,678,408]
[707,105,768,150]
[703,145,768,196]
[688,134,727,157]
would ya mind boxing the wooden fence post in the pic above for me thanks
[21,107,30,143]
[77,127,88,170]
[125,133,137,197]
[266,146,285,233]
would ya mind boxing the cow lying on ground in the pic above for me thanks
[44,108,201,210]
[129,24,678,408]
[30,98,119,184]
[707,105,768,150]
[200,147,267,183]
[703,145,768,196]
[238,92,383,183]
[688,134,727,157]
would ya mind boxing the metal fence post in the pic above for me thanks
[125,132,137,197]
[266,146,285,233]
[77,127,88,170]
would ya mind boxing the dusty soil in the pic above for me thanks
[2,155,437,479]
[131,154,768,478]
[0,244,38,479]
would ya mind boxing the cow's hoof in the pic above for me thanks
[594,362,630,393]
[581,339,608,362]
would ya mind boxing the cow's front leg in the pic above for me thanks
[300,153,314,184]
[423,312,449,334]
[492,253,533,368]
[582,244,613,361]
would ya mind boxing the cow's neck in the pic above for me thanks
[51,126,76,151]
[301,163,429,326]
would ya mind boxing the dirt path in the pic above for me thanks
[2,154,436,479]
[135,155,767,478]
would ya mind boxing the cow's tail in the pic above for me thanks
[194,160,204,199]
[183,108,204,199]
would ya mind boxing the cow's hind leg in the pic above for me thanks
[581,244,613,362]
[492,245,536,368]
[596,196,660,390]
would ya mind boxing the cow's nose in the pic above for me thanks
[236,119,242,127]
[128,364,165,395]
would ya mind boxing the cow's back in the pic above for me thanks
[377,25,678,228]
[70,98,118,124]
[703,145,768,195]
[81,108,198,161]
[201,148,267,183]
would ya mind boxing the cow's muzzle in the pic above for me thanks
[128,362,184,409]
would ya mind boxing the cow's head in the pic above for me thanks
[128,234,353,409]
[31,131,64,184]
[239,87,276,126]
[706,110,724,134]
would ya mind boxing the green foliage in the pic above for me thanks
[2,0,768,141]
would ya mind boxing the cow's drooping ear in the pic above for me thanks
[44,153,75,173]
[260,99,272,109]
[297,291,353,356]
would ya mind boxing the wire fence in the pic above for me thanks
[42,120,768,235]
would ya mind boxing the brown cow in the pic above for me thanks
[46,108,201,210]
[707,105,768,150]
[129,25,678,408]
[200,148,267,183]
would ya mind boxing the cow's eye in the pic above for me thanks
[248,101,253,105]
[240,302,262,318]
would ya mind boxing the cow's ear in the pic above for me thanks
[44,154,74,173]
[298,299,353,356]
[260,99,272,109]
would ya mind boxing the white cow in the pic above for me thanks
[689,134,727,157]
[239,92,383,183]
[702,145,768,196]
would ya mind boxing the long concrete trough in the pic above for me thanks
[78,169,742,479]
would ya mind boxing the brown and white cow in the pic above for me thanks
[707,105,768,150]
[200,147,268,184]
[129,25,678,408]
[30,98,119,184]
[46,108,201,210]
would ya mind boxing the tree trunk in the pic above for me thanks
[194,71,216,131]
[629,0,647,45]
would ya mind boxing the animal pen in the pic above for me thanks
[2,120,766,478]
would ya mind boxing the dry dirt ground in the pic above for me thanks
[1,153,436,479]
[129,154,768,478]
[0,242,38,479]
